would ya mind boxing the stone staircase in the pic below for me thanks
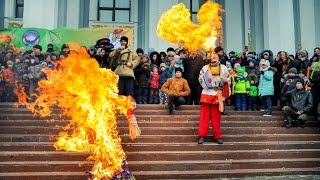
[0,103,319,179]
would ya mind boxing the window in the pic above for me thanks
[179,0,205,23]
[15,0,24,18]
[98,0,131,22]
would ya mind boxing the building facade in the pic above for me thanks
[1,0,319,55]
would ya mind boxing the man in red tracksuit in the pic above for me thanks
[197,54,230,144]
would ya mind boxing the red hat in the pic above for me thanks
[113,28,123,34]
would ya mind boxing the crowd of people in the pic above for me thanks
[0,37,319,132]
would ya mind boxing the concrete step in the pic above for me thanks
[0,169,319,180]
[0,108,284,116]
[1,149,319,161]
[0,126,318,135]
[0,103,283,110]
[130,168,320,179]
[0,172,86,180]
[0,113,287,121]
[1,134,320,143]
[0,119,318,128]
[1,158,320,173]
[1,141,320,152]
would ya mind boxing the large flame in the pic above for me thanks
[157,0,223,52]
[16,43,133,179]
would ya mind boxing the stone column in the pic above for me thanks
[23,0,59,29]
[249,0,264,53]
[148,0,179,52]
[263,0,295,54]
[299,0,316,54]
[224,0,245,53]
[66,0,80,28]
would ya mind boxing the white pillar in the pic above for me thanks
[263,0,295,54]
[66,0,80,28]
[4,0,15,18]
[23,0,59,29]
[224,0,244,53]
[148,0,179,52]
[89,0,98,22]
[299,0,316,54]
[249,0,264,53]
[243,0,251,50]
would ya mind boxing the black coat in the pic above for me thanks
[285,89,313,114]
[94,54,111,68]
[271,59,294,86]
[135,67,150,88]
[293,59,308,72]
[183,55,207,84]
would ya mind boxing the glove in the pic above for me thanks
[260,71,264,75]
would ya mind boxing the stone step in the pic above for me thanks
[0,119,318,128]
[0,172,85,180]
[129,168,320,179]
[1,158,320,173]
[1,134,319,143]
[0,119,315,128]
[0,108,284,116]
[0,114,286,122]
[0,126,318,135]
[0,103,283,110]
[1,149,319,161]
[1,141,320,152]
[0,169,319,180]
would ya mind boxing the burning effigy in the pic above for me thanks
[157,0,223,52]
[15,43,139,180]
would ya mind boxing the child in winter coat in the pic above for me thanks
[248,73,259,111]
[281,67,299,106]
[135,63,150,104]
[149,65,160,104]
[169,55,184,77]
[233,67,250,111]
[159,63,172,104]
[246,59,260,78]
[259,60,275,116]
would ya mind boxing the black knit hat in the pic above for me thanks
[167,47,175,52]
[175,67,183,73]
[120,36,128,42]
[296,78,305,87]
[298,69,306,75]
[33,44,42,51]
[136,48,144,54]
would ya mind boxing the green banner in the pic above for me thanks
[0,27,134,51]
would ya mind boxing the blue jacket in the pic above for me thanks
[258,70,274,96]
[160,69,171,86]
[169,59,184,77]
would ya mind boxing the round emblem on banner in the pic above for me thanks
[22,30,40,46]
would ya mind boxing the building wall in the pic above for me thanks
[1,0,319,54]
[0,0,4,29]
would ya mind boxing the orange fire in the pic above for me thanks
[16,43,134,179]
[157,0,223,52]
[0,34,13,44]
